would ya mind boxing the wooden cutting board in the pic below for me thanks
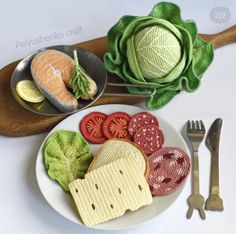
[0,25,236,137]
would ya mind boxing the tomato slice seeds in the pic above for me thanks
[102,112,131,139]
[80,112,108,144]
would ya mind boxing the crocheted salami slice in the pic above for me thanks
[128,112,159,137]
[148,147,191,196]
[133,125,164,155]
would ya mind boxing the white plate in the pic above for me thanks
[36,104,189,230]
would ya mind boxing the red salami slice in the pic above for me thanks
[148,147,191,196]
[133,125,164,155]
[128,112,159,137]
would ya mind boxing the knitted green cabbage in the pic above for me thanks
[44,130,93,191]
[104,2,214,109]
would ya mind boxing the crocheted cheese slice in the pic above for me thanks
[88,139,149,179]
[69,157,153,227]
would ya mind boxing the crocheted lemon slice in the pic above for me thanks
[44,130,93,191]
[16,80,45,103]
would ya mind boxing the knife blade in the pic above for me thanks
[205,118,224,211]
[206,118,222,153]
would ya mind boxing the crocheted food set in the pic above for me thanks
[44,111,190,226]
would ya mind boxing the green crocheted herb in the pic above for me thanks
[104,2,214,109]
[70,50,97,100]
[44,130,93,191]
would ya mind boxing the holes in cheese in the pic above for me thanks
[138,184,143,191]
[69,157,153,227]
[91,204,96,210]
[118,187,122,194]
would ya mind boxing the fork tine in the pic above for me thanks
[191,120,195,129]
[186,120,205,154]
[200,120,205,131]
[187,120,191,131]
[196,121,200,129]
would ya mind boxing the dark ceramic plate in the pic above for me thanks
[11,45,107,116]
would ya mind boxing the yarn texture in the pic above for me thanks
[104,2,214,109]
[44,130,93,191]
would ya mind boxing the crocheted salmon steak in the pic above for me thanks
[31,49,78,112]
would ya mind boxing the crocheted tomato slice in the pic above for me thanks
[133,125,164,155]
[80,112,108,144]
[102,112,131,139]
[128,112,159,137]
[148,147,191,196]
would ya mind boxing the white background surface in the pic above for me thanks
[0,0,235,233]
